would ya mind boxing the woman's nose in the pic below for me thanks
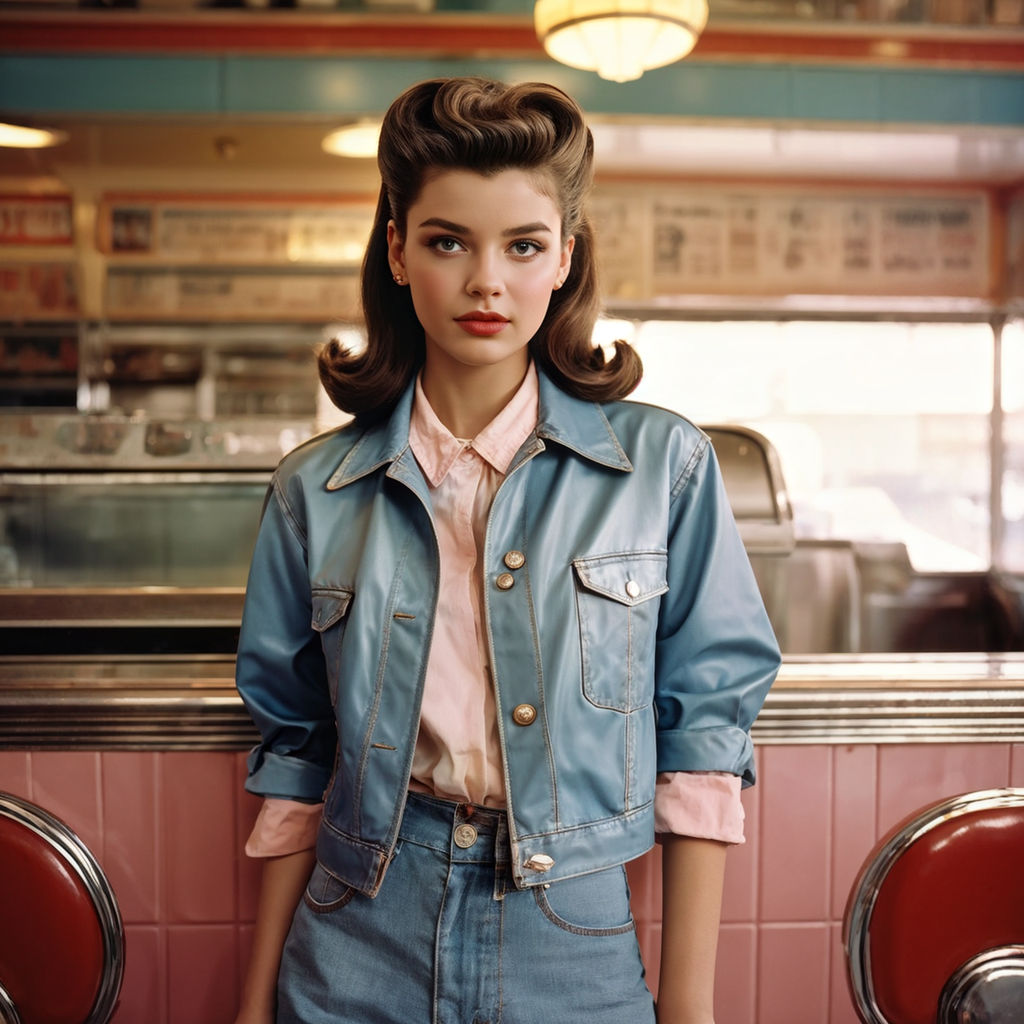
[465,255,504,297]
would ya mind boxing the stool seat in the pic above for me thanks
[844,788,1024,1024]
[0,793,124,1024]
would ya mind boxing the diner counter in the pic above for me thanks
[2,652,1023,750]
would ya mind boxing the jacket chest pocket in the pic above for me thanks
[311,587,354,702]
[572,551,668,713]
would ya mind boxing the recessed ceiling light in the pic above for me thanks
[0,123,68,149]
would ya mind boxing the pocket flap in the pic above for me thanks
[311,588,353,632]
[572,551,668,606]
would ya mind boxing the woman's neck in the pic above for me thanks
[420,358,529,439]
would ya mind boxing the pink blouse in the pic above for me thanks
[245,365,745,858]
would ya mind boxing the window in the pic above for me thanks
[628,319,994,572]
[1003,319,1024,574]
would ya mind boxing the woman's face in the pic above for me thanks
[387,167,574,387]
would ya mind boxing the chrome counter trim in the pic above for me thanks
[754,687,1024,745]
[2,656,1024,750]
[0,588,245,627]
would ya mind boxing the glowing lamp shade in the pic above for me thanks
[535,0,708,82]
[0,123,67,149]
[322,120,381,159]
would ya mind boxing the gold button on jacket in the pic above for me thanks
[512,703,537,726]
[504,550,526,570]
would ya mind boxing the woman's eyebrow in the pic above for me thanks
[418,217,470,233]
[416,217,553,236]
[503,221,553,237]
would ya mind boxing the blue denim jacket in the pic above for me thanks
[236,370,780,896]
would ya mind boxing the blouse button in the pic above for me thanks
[512,703,537,726]
[496,572,515,591]
[503,550,526,570]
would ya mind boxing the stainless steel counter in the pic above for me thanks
[2,651,1023,751]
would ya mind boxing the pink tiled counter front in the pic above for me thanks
[3,742,1023,1023]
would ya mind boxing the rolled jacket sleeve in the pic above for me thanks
[245,797,324,858]
[236,479,337,803]
[654,435,781,787]
[654,771,745,844]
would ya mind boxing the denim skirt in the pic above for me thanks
[277,791,656,1024]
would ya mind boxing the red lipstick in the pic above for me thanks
[455,311,510,337]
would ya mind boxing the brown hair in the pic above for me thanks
[318,76,642,418]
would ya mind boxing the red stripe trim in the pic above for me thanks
[2,13,1022,69]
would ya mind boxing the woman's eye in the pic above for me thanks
[429,236,464,254]
[509,240,542,257]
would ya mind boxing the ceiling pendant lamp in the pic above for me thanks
[534,0,708,83]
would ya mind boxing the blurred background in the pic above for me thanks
[1,9,1024,1024]
[2,0,1022,652]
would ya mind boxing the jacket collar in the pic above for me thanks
[535,370,632,473]
[326,366,632,491]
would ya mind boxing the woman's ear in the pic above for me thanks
[555,235,575,290]
[387,220,407,284]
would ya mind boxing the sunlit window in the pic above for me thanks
[629,319,993,572]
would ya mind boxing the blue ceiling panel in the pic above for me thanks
[0,55,220,114]
[1,52,1021,127]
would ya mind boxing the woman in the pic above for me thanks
[234,76,780,1024]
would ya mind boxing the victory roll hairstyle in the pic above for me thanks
[318,76,642,418]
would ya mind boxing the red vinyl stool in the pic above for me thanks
[0,793,124,1024]
[844,788,1024,1024]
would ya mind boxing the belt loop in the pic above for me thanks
[493,865,507,901]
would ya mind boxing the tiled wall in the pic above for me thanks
[2,743,1023,1023]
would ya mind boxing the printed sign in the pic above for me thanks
[593,187,989,299]
[0,196,74,246]
[100,197,374,265]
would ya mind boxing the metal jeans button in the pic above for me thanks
[453,823,478,848]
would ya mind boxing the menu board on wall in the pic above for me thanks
[0,264,78,318]
[589,193,649,302]
[105,268,360,321]
[593,187,990,300]
[98,196,376,265]
[0,196,74,246]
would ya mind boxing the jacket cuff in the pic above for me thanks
[244,747,332,802]
[656,726,757,787]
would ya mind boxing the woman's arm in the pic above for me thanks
[655,835,729,1024]
[234,848,316,1024]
